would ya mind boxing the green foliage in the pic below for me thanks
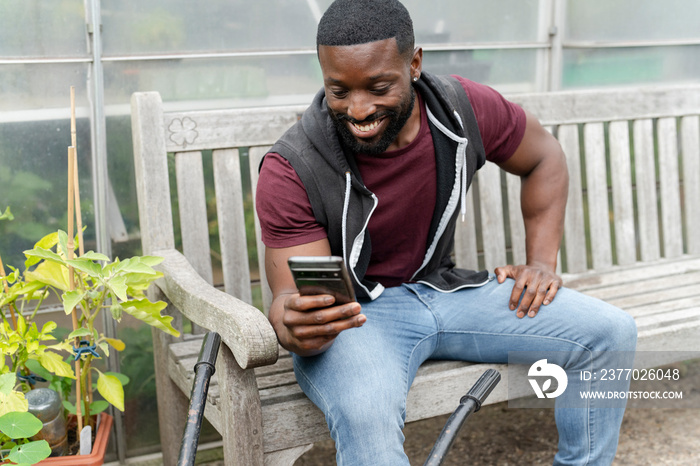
[2,222,179,437]
[17,229,179,427]
[0,375,51,465]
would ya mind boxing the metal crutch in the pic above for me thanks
[423,369,502,466]
[178,332,221,466]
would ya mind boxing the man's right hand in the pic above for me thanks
[271,292,365,356]
[264,239,366,357]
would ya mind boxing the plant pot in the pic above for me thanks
[38,412,113,466]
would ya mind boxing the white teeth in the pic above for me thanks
[353,120,379,132]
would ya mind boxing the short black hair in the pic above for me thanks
[317,0,415,58]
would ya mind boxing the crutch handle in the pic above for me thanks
[460,368,501,411]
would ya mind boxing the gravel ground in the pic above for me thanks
[295,360,700,465]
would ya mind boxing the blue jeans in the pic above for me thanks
[293,278,638,465]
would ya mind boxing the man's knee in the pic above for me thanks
[595,308,637,351]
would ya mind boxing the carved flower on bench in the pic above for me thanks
[168,117,199,148]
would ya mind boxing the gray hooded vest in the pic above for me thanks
[265,71,491,300]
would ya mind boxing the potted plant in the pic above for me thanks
[1,212,180,463]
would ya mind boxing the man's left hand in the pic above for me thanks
[495,263,562,318]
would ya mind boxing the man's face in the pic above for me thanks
[318,38,421,155]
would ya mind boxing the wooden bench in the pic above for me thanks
[130,84,700,465]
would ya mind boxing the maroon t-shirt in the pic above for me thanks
[256,76,526,287]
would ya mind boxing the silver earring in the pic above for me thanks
[413,76,418,82]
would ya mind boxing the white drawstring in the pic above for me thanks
[461,152,467,222]
[342,171,352,267]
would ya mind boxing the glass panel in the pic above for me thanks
[423,49,540,93]
[566,0,700,42]
[103,55,322,108]
[562,45,700,89]
[101,0,334,55]
[101,0,544,56]
[408,0,544,45]
[117,316,162,455]
[0,63,90,113]
[0,0,88,57]
[0,64,95,269]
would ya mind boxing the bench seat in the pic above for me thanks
[166,255,700,457]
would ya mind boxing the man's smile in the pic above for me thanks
[348,117,386,139]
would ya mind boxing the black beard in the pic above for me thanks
[329,88,416,155]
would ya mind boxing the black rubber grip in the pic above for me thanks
[194,332,221,372]
[460,368,501,410]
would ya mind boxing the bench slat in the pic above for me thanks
[454,188,479,270]
[681,116,700,255]
[477,163,507,271]
[213,148,253,303]
[176,151,214,285]
[163,106,306,153]
[579,269,700,303]
[513,84,700,125]
[563,256,700,290]
[249,145,273,312]
[608,121,637,266]
[584,123,613,269]
[608,282,700,314]
[558,124,587,272]
[657,118,684,259]
[506,173,526,265]
[633,119,661,261]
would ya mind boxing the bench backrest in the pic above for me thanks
[131,85,700,321]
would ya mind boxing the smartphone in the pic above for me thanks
[288,256,356,305]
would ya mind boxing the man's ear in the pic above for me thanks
[410,47,423,79]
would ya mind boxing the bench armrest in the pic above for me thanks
[153,248,279,369]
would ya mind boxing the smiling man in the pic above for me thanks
[255,1,637,464]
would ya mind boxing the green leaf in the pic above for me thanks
[36,352,75,379]
[96,371,124,411]
[62,400,76,415]
[16,314,27,337]
[40,321,57,336]
[81,251,111,262]
[65,258,102,277]
[23,360,53,383]
[108,275,129,302]
[134,255,164,267]
[23,232,58,268]
[0,411,43,438]
[67,327,92,339]
[0,391,28,417]
[98,341,109,357]
[33,232,59,251]
[0,206,13,221]
[8,439,52,464]
[0,373,16,396]
[57,230,70,259]
[105,338,126,352]
[22,247,64,266]
[24,261,70,291]
[90,400,109,414]
[106,371,130,386]
[62,290,85,315]
[117,257,158,275]
[122,299,180,336]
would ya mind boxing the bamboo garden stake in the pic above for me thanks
[67,144,83,435]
